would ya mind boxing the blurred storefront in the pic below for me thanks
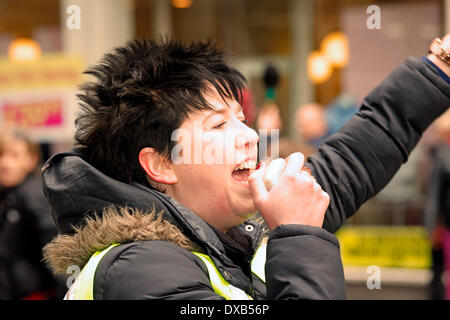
[0,0,449,299]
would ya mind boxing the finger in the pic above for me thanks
[248,162,268,204]
[299,169,314,183]
[318,190,331,212]
[283,152,305,176]
[322,190,331,205]
[263,158,285,191]
[313,181,321,191]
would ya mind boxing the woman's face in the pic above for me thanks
[0,138,37,188]
[165,90,259,232]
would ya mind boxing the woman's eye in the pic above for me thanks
[212,119,247,129]
[213,121,227,129]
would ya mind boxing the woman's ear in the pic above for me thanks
[139,147,178,185]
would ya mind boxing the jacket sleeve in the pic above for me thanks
[307,57,450,233]
[265,225,346,299]
[94,240,225,300]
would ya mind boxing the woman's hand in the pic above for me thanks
[248,152,330,230]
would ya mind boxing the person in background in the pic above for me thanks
[424,109,450,300]
[294,102,330,148]
[0,129,63,299]
[256,103,315,161]
[325,93,358,135]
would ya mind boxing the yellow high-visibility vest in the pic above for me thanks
[64,243,119,300]
[64,242,267,300]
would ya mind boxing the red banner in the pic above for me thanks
[2,98,63,128]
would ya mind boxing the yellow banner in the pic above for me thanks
[0,54,84,90]
[336,226,431,269]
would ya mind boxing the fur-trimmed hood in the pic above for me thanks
[43,206,201,276]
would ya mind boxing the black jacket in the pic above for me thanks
[0,175,61,299]
[42,57,449,300]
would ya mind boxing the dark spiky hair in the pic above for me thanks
[75,38,246,189]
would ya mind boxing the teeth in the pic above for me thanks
[236,160,256,171]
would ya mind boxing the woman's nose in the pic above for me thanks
[235,124,259,150]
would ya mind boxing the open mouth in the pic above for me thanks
[230,157,312,188]
[231,159,257,184]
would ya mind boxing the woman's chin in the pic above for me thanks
[236,205,258,221]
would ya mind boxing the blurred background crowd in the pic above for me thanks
[0,0,449,300]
